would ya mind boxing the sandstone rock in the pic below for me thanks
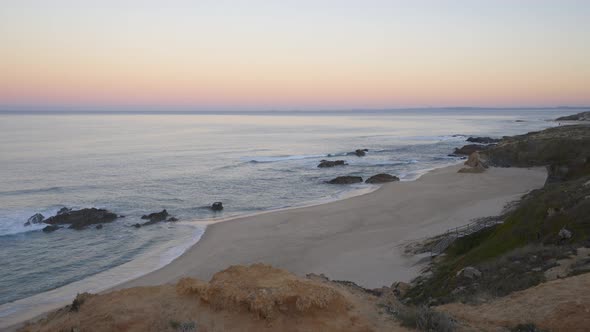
[317,160,347,168]
[457,266,482,279]
[211,202,224,211]
[24,213,45,226]
[44,208,118,230]
[459,152,488,173]
[326,176,363,184]
[365,173,400,184]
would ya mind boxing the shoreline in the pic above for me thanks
[0,161,459,330]
[115,164,547,290]
[1,163,547,330]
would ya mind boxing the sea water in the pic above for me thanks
[0,109,566,315]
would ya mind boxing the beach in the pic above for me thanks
[118,164,547,290]
[2,164,547,330]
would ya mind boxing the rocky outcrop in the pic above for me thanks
[347,149,368,157]
[453,144,491,155]
[167,217,179,222]
[481,124,590,171]
[317,160,347,168]
[365,173,400,184]
[326,176,363,184]
[24,213,45,226]
[44,208,118,230]
[211,202,224,211]
[556,111,590,121]
[466,136,501,144]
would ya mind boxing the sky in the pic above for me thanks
[1,0,589,111]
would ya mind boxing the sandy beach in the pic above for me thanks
[2,164,548,330]
[119,164,547,290]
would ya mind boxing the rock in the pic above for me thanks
[456,266,482,279]
[211,202,224,211]
[453,144,491,155]
[546,207,562,218]
[140,209,169,223]
[514,120,526,122]
[365,174,400,184]
[326,176,363,184]
[57,207,72,215]
[347,149,368,157]
[391,281,410,297]
[458,152,488,173]
[42,225,59,233]
[317,160,347,168]
[555,111,590,121]
[558,227,573,240]
[24,213,45,226]
[133,223,141,228]
[464,151,488,168]
[95,224,103,230]
[466,137,501,144]
[44,208,118,230]
[167,217,179,222]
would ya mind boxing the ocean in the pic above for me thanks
[0,109,566,318]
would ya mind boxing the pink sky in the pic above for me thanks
[1,1,589,110]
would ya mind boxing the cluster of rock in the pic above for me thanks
[326,173,400,185]
[133,209,178,228]
[27,202,225,233]
[26,208,120,232]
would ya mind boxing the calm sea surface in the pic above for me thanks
[0,109,566,314]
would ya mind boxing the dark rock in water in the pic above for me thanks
[24,213,45,226]
[140,209,169,222]
[466,136,501,144]
[44,208,118,230]
[95,224,103,230]
[326,176,363,184]
[119,215,125,218]
[317,160,347,168]
[167,217,179,222]
[57,207,72,215]
[347,149,368,157]
[211,202,224,211]
[133,223,141,228]
[365,174,400,184]
[453,144,491,155]
[514,120,526,122]
[42,225,59,233]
